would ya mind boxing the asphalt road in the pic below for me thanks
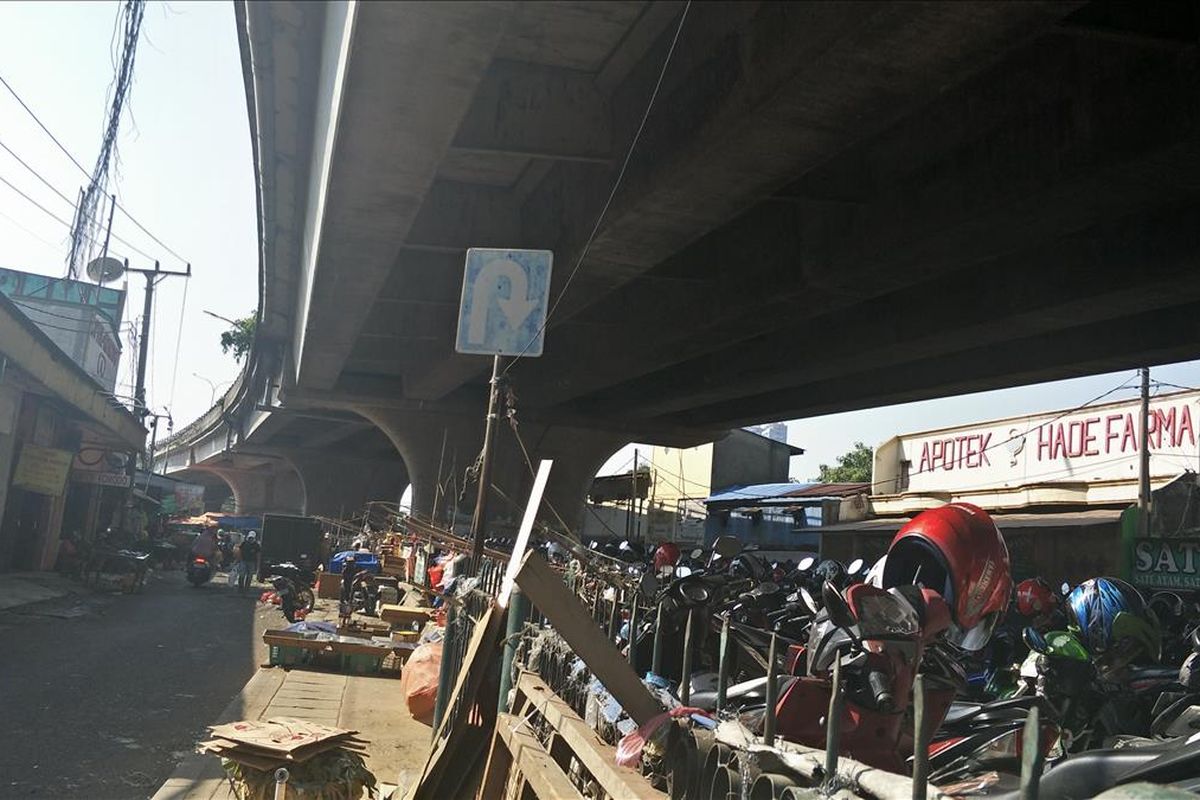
[0,569,277,798]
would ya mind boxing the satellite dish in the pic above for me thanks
[86,256,125,284]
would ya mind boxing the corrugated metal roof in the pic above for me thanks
[705,483,812,504]
[783,482,869,498]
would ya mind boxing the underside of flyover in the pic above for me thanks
[161,1,1200,535]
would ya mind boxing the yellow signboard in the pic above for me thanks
[12,443,73,496]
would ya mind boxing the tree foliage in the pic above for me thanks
[219,314,256,363]
[817,441,873,483]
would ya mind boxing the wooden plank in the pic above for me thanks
[516,672,665,800]
[495,713,584,800]
[408,603,504,800]
[513,552,662,726]
[476,729,514,800]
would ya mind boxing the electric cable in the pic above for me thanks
[0,69,188,266]
[499,0,692,378]
[167,278,189,411]
[0,154,157,262]
[0,207,63,254]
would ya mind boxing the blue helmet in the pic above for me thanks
[1066,577,1160,664]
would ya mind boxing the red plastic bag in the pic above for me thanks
[615,706,709,768]
[401,641,443,725]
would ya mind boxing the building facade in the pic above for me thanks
[0,292,144,571]
[0,267,126,392]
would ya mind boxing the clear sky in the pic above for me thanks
[3,3,1198,495]
[0,1,256,432]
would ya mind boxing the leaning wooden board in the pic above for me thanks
[513,551,662,726]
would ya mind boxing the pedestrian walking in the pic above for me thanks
[237,531,261,594]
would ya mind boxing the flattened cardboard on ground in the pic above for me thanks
[208,717,357,755]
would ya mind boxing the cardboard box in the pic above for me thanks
[317,572,342,599]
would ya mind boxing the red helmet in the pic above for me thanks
[881,503,1011,650]
[1016,578,1058,617]
[653,542,681,572]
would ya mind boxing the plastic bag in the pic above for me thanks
[615,706,709,768]
[400,641,443,725]
[227,562,243,586]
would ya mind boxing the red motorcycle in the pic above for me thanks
[774,581,956,773]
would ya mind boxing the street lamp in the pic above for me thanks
[203,309,240,326]
[193,373,234,407]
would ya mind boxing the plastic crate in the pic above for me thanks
[268,644,309,667]
[339,653,384,674]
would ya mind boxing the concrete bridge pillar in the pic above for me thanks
[358,407,623,537]
[287,453,409,519]
[207,466,305,516]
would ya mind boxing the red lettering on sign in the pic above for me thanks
[1105,415,1122,454]
[919,442,931,473]
[980,433,992,467]
[1182,405,1196,447]
[1121,413,1137,452]
[1082,418,1099,456]
[1038,424,1052,461]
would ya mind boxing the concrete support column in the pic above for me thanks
[359,407,624,536]
[288,453,409,519]
[206,467,305,516]
[356,408,483,525]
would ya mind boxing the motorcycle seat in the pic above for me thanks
[689,676,797,712]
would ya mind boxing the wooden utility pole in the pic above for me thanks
[469,355,502,565]
[1138,366,1152,538]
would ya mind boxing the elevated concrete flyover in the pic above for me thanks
[161,0,1200,531]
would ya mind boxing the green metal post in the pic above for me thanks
[498,588,531,712]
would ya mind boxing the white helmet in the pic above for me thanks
[246,531,257,542]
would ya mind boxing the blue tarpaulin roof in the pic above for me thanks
[704,482,869,508]
[705,483,813,503]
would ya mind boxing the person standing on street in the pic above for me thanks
[238,531,261,594]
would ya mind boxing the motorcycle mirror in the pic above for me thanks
[676,566,693,578]
[1023,626,1049,655]
[847,558,865,574]
[823,581,856,630]
[713,536,742,559]
[1061,581,1070,596]
[639,571,659,595]
[800,586,819,615]
[691,548,703,560]
[798,556,816,571]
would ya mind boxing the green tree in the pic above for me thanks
[219,313,257,363]
[817,441,873,483]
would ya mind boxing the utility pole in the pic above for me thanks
[1139,366,1152,538]
[122,261,191,532]
[469,355,503,566]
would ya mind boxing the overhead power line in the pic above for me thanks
[0,69,188,267]
[0,163,157,264]
[500,0,693,377]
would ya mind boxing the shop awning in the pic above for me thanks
[818,508,1124,536]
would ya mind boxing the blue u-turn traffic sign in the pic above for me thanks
[455,248,553,357]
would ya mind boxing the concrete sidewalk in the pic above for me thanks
[152,588,436,800]
[151,664,432,800]
[0,571,79,610]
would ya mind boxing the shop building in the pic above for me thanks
[819,389,1200,584]
[0,267,126,393]
[0,292,144,571]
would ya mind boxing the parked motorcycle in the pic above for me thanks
[263,559,317,621]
